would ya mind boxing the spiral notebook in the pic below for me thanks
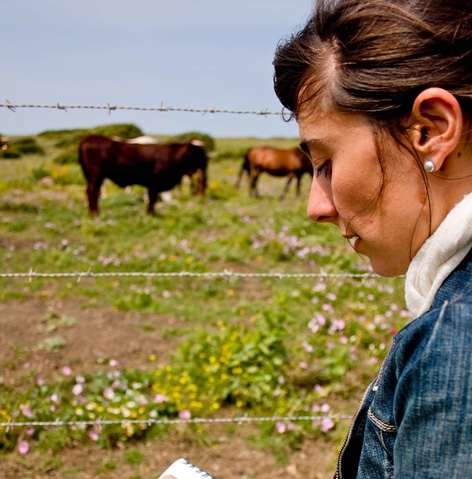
[157,458,216,479]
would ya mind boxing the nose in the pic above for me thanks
[306,176,337,224]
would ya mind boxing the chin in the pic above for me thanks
[370,260,407,278]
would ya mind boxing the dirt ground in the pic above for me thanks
[0,298,345,479]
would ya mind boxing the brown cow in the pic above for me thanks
[236,146,313,199]
[78,135,208,216]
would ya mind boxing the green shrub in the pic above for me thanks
[91,123,143,140]
[170,131,215,151]
[39,124,144,150]
[38,128,86,139]
[0,150,20,159]
[154,310,289,411]
[213,148,247,162]
[30,165,50,181]
[0,137,44,159]
[54,133,88,148]
[52,148,78,165]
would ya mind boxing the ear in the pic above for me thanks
[409,88,463,170]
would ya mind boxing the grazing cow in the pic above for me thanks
[124,135,173,201]
[125,135,202,201]
[236,146,313,199]
[78,135,208,216]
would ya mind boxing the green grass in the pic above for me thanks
[0,126,408,456]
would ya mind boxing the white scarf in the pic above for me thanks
[405,192,472,318]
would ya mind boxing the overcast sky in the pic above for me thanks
[1,1,314,139]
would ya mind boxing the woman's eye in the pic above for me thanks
[316,160,331,178]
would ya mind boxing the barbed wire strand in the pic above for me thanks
[0,270,383,280]
[1,101,282,117]
[0,414,353,429]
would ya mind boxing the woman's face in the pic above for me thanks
[298,107,431,277]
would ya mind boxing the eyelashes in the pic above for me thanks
[316,160,332,178]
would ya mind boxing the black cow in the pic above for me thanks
[78,135,208,215]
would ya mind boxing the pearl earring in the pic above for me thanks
[423,160,435,173]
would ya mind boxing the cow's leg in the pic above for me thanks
[147,187,159,215]
[236,155,250,189]
[187,174,196,195]
[295,173,303,197]
[86,176,103,216]
[235,162,246,189]
[280,176,294,200]
[195,169,206,196]
[250,173,260,198]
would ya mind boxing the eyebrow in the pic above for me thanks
[299,138,330,155]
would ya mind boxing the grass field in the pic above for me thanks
[0,127,409,478]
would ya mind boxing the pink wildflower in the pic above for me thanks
[178,410,191,420]
[314,384,326,395]
[276,422,286,434]
[72,384,83,396]
[287,422,296,431]
[302,341,314,353]
[320,403,331,413]
[103,387,115,400]
[330,319,346,333]
[154,394,168,403]
[322,303,334,314]
[17,440,29,455]
[320,417,335,433]
[20,404,33,418]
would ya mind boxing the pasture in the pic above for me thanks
[0,128,408,479]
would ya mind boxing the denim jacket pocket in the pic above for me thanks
[367,409,397,460]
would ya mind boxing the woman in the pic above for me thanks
[273,0,472,477]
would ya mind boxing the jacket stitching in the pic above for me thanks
[367,410,397,432]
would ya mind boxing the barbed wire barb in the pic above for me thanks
[5,99,16,112]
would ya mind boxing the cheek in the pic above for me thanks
[332,163,385,232]
[332,170,379,216]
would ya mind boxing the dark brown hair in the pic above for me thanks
[274,0,472,254]
[273,0,472,138]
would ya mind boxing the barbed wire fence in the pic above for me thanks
[0,101,394,439]
[2,270,380,430]
[1,101,282,117]
[0,414,354,430]
[0,270,380,280]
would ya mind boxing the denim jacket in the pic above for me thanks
[335,248,472,479]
